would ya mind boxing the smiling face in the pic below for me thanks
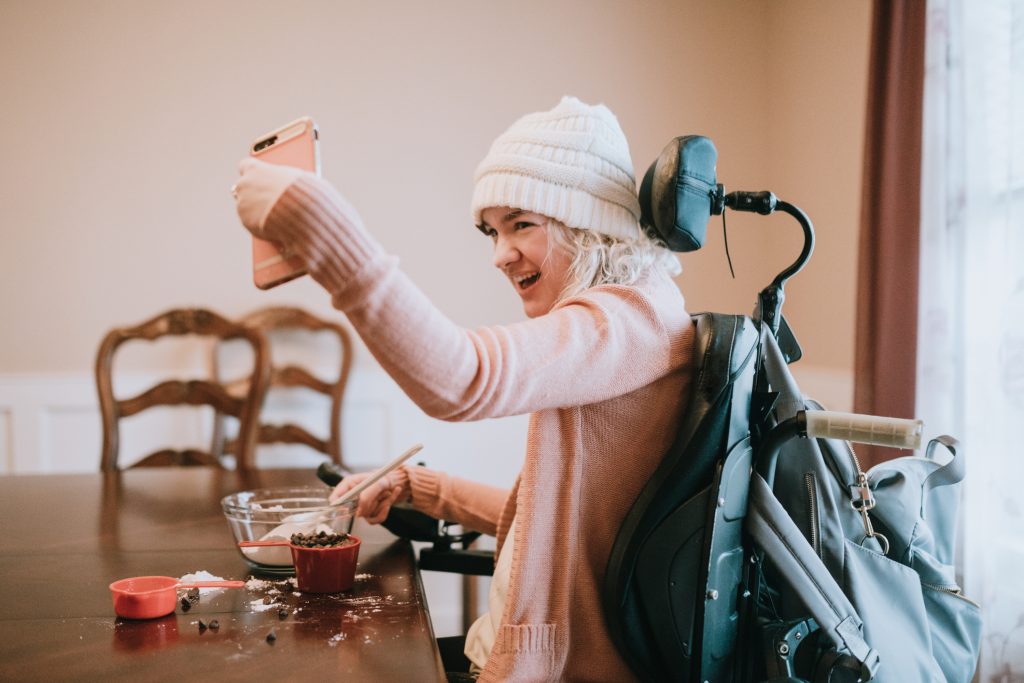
[478,206,574,318]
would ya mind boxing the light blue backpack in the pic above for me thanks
[747,331,983,682]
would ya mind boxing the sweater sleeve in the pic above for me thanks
[264,175,685,421]
[399,467,508,537]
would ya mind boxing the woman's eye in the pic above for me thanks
[513,221,535,231]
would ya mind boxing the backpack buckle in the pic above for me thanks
[849,473,875,512]
[850,473,890,556]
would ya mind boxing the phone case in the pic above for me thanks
[250,117,320,289]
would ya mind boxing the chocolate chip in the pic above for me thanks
[198,620,207,632]
[187,587,200,601]
[262,595,272,604]
[180,598,191,612]
[266,630,276,643]
[289,531,352,548]
[278,607,288,620]
[209,620,220,630]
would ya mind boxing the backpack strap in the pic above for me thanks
[874,435,964,520]
[923,435,964,490]
[918,435,963,519]
[746,473,882,681]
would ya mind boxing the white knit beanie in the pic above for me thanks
[471,96,642,240]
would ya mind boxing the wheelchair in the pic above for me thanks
[320,135,943,682]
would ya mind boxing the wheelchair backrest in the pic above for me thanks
[603,312,760,682]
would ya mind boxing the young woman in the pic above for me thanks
[234,96,695,682]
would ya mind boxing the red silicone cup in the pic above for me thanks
[238,535,361,593]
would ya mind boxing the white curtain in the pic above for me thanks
[919,0,1024,678]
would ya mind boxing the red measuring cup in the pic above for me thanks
[109,576,245,619]
[238,535,361,593]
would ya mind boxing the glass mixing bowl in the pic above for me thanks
[221,487,357,575]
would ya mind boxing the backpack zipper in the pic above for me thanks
[922,583,981,609]
[842,440,891,555]
[845,440,863,473]
[804,472,822,558]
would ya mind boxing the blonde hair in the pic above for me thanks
[546,219,682,302]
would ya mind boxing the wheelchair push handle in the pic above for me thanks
[757,410,924,490]
[803,411,923,450]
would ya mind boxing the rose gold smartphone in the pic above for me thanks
[250,116,320,289]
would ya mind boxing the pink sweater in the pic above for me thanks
[267,176,695,682]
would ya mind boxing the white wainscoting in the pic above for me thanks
[0,363,854,475]
[0,368,532,478]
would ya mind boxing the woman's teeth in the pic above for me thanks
[514,272,541,290]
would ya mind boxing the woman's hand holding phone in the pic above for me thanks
[234,158,308,234]
[237,116,320,290]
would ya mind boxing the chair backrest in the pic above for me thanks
[211,306,353,467]
[96,308,269,471]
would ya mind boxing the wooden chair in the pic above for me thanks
[211,306,353,468]
[96,308,270,471]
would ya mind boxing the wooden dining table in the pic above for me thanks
[0,467,447,681]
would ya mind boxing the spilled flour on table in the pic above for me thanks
[244,577,274,591]
[249,599,278,612]
[245,576,302,612]
[178,570,228,595]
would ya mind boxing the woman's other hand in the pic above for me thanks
[232,157,310,236]
[329,469,410,525]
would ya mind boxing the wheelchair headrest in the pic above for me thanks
[638,135,722,253]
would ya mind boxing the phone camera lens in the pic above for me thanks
[254,135,277,152]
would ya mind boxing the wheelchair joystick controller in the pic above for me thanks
[724,190,778,215]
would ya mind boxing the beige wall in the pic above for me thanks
[0,0,870,378]
[765,0,872,371]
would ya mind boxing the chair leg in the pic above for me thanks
[461,574,479,633]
